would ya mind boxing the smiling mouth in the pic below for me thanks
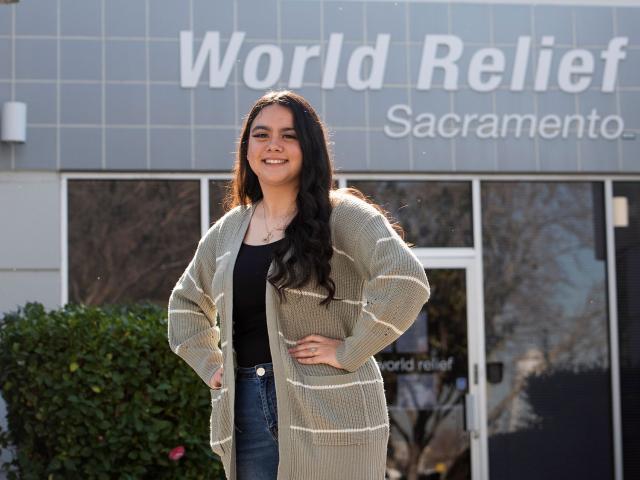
[263,159,288,164]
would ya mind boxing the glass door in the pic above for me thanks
[480,182,613,480]
[379,259,483,480]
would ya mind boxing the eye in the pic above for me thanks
[284,134,298,139]
[252,133,268,138]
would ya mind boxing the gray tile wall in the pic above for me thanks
[0,172,60,271]
[0,0,638,173]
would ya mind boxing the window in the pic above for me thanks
[209,180,230,225]
[68,180,201,306]
[481,181,613,479]
[347,180,473,247]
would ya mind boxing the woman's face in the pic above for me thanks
[246,104,303,192]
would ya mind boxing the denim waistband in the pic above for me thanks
[235,362,274,379]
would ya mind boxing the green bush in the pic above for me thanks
[0,302,224,479]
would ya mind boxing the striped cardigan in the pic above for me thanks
[167,190,431,480]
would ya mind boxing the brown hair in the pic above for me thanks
[223,90,406,306]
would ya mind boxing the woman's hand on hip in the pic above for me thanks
[288,334,344,370]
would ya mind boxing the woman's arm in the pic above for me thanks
[167,228,223,387]
[335,211,431,372]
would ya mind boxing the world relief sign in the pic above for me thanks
[180,32,629,140]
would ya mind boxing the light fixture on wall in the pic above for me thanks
[1,102,27,143]
[613,197,629,228]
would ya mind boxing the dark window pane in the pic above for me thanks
[613,182,640,480]
[482,182,613,480]
[68,180,200,306]
[347,181,473,247]
[209,180,229,225]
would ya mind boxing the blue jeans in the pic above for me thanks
[234,362,279,480]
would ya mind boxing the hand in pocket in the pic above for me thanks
[209,365,224,389]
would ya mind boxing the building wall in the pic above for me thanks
[1,0,640,173]
[0,171,61,315]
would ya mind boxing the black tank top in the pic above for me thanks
[232,237,285,367]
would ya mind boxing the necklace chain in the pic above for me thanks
[261,202,296,243]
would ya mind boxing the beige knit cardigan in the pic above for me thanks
[167,190,431,480]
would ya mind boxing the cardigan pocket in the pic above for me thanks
[209,388,230,457]
[298,370,372,446]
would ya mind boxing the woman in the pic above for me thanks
[167,90,430,480]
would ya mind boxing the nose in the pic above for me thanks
[266,138,283,151]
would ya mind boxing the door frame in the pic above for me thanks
[412,248,489,480]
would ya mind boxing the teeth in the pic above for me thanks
[264,159,287,164]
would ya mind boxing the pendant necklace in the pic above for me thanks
[261,202,296,243]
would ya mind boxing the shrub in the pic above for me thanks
[0,302,224,479]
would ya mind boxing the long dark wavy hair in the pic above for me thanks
[223,90,405,307]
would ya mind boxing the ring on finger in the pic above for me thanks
[310,347,318,353]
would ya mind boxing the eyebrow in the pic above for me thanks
[251,125,296,133]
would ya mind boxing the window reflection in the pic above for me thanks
[347,181,473,247]
[379,269,470,480]
[481,182,613,479]
[68,180,201,306]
